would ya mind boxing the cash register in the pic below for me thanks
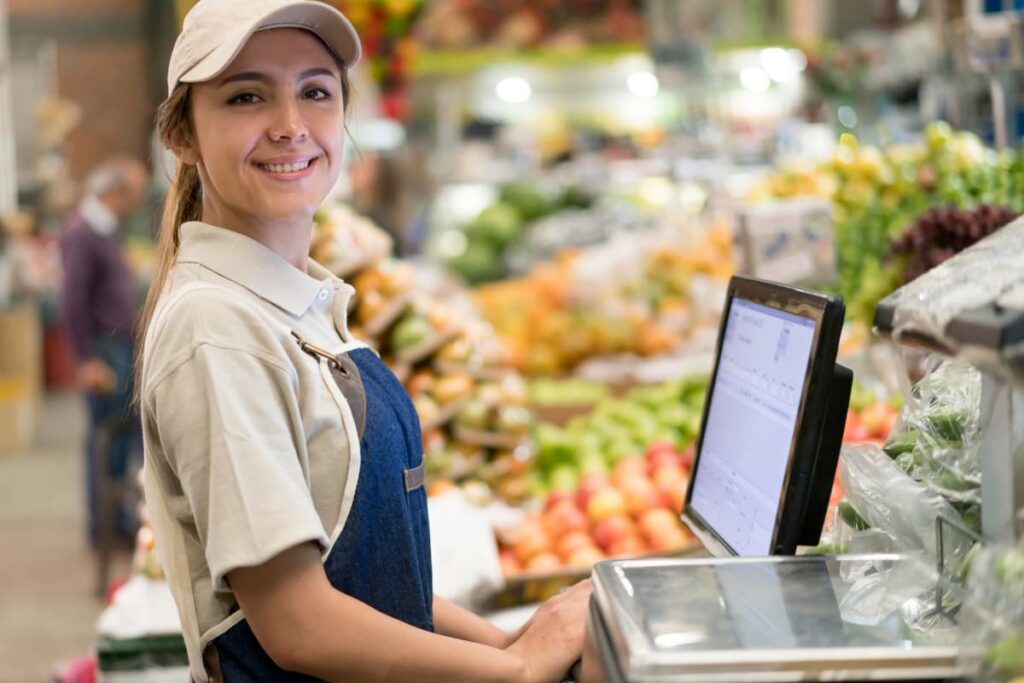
[578,277,978,683]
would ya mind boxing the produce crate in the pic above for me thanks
[487,544,707,610]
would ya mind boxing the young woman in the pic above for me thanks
[138,1,590,681]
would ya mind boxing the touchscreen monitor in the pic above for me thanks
[684,277,845,556]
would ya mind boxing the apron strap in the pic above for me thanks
[291,332,368,440]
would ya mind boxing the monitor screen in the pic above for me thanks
[689,298,817,555]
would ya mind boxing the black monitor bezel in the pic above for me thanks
[683,276,845,556]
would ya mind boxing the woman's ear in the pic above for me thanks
[169,131,200,166]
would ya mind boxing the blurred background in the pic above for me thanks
[3,0,1024,680]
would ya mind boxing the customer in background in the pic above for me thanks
[58,156,148,544]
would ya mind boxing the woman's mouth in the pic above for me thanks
[256,156,318,179]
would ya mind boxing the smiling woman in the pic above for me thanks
[136,1,591,682]
[183,29,346,267]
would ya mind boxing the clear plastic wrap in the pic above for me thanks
[880,216,1024,388]
[884,360,984,515]
[960,541,1024,681]
[837,442,970,559]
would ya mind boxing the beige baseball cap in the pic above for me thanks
[167,0,361,95]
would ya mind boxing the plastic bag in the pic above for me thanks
[960,541,1024,681]
[882,359,984,531]
[838,443,970,560]
[881,216,1024,389]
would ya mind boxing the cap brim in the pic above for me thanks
[178,2,361,88]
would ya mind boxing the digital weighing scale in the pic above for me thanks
[578,277,979,682]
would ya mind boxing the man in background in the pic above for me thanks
[58,156,148,544]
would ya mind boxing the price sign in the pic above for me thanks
[736,198,836,286]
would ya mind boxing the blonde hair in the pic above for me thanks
[135,56,352,401]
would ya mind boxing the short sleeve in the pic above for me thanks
[148,341,329,590]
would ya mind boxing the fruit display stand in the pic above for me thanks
[312,206,539,504]
[748,123,1024,327]
[474,222,734,378]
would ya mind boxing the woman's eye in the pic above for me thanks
[305,88,332,101]
[227,92,261,105]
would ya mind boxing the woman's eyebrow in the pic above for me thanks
[299,67,340,80]
[216,67,338,88]
[217,71,269,87]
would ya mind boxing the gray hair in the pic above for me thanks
[85,156,146,197]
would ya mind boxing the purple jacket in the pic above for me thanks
[58,210,140,363]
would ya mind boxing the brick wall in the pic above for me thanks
[8,0,169,181]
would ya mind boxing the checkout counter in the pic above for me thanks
[574,265,1024,682]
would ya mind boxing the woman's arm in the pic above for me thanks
[433,595,513,649]
[229,543,591,683]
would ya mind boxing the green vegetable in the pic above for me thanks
[838,500,871,531]
[883,429,919,458]
[925,410,967,445]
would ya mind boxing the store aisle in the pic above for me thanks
[0,393,127,682]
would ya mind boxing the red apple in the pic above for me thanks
[566,545,606,569]
[587,487,628,523]
[513,520,551,564]
[652,465,687,497]
[591,514,636,551]
[647,526,690,552]
[620,477,668,517]
[556,530,596,561]
[525,552,562,574]
[843,411,872,442]
[647,449,684,474]
[645,440,677,461]
[607,534,648,558]
[576,473,611,512]
[664,482,688,514]
[544,490,574,512]
[542,500,588,539]
[499,549,522,576]
[611,458,648,488]
[638,508,680,540]
[860,402,898,439]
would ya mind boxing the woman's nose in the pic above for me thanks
[267,99,308,143]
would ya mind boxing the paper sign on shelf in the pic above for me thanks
[736,198,836,287]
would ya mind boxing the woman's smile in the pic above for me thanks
[254,154,321,180]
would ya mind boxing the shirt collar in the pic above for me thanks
[176,221,348,318]
[80,195,119,236]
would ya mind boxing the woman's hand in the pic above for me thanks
[505,579,592,683]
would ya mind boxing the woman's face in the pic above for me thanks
[184,28,345,229]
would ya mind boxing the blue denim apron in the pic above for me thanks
[209,344,434,681]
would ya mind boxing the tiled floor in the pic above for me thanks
[0,393,131,682]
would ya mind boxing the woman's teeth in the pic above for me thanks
[260,159,312,173]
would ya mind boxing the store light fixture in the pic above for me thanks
[739,67,771,93]
[496,76,532,104]
[760,47,800,83]
[627,71,660,98]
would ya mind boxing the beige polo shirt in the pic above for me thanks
[141,221,366,682]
